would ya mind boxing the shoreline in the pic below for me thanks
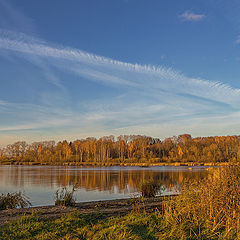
[0,195,175,227]
[0,161,234,167]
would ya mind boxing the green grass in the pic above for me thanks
[0,207,239,240]
[0,211,162,240]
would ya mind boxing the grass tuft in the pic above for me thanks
[139,179,161,198]
[54,187,76,207]
[0,192,31,210]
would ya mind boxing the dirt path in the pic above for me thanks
[0,196,174,226]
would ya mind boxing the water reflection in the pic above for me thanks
[0,166,209,206]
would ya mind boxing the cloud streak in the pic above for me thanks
[179,11,205,22]
[1,30,240,146]
[0,29,239,107]
[0,0,63,89]
[0,0,35,33]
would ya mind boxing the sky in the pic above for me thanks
[0,0,240,146]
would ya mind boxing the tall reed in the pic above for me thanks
[54,187,76,207]
[162,166,240,239]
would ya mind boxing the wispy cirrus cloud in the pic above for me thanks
[0,0,35,33]
[1,29,240,145]
[1,1,240,147]
[0,0,63,89]
[179,11,205,22]
[0,95,236,143]
[0,100,72,131]
[0,29,239,107]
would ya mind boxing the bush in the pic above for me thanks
[0,192,31,210]
[55,187,76,207]
[139,179,161,198]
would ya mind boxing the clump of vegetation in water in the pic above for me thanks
[0,192,31,210]
[139,179,161,198]
[54,187,76,207]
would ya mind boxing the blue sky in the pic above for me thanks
[0,0,240,146]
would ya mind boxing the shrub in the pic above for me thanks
[0,192,31,210]
[54,187,76,207]
[139,179,161,198]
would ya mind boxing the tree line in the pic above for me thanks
[1,134,240,164]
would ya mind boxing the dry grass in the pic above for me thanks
[162,166,240,239]
[139,179,162,198]
[54,187,76,207]
[0,192,31,210]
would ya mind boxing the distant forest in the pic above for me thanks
[1,134,240,165]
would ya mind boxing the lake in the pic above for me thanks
[0,165,210,206]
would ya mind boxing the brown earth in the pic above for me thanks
[0,196,175,226]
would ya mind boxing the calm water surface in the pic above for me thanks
[0,165,210,206]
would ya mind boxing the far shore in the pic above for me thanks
[0,161,235,167]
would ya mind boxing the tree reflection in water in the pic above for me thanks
[0,166,208,196]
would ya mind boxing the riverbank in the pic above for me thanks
[0,195,172,227]
[1,162,239,239]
